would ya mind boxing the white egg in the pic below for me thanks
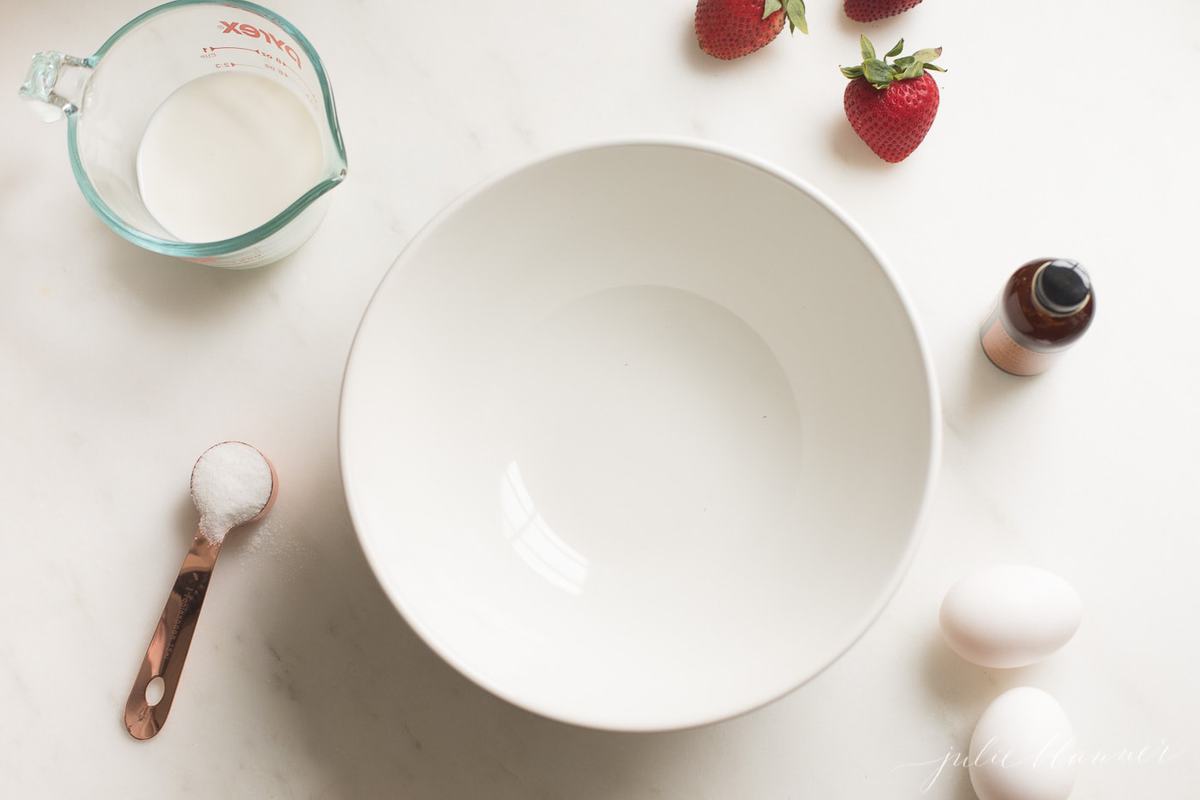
[939,564,1082,668]
[970,687,1077,800]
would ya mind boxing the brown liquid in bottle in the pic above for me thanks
[981,259,1094,376]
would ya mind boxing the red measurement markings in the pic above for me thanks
[208,61,318,107]
[202,46,300,72]
[202,45,259,55]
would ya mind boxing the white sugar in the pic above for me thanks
[191,442,274,541]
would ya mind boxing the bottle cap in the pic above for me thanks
[1035,259,1091,315]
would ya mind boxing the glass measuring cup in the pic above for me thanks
[19,0,347,268]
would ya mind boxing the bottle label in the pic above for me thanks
[980,308,1055,376]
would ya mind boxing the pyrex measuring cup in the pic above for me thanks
[19,0,347,268]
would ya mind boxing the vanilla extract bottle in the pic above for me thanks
[981,258,1094,376]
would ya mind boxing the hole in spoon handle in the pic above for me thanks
[123,532,221,740]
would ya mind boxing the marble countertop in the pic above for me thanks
[2,0,1197,797]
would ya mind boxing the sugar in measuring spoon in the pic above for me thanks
[124,442,277,740]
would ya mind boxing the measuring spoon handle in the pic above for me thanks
[123,531,222,740]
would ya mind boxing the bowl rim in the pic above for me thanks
[337,137,943,732]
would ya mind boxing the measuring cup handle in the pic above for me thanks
[123,532,221,740]
[18,51,92,122]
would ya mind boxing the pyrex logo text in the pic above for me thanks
[219,21,302,69]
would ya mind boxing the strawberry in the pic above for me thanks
[844,0,924,23]
[840,36,945,163]
[695,0,808,61]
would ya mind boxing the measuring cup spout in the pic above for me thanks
[18,51,93,122]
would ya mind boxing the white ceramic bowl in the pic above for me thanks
[340,142,940,731]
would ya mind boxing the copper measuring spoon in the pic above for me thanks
[123,442,278,740]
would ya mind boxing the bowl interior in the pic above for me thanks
[340,143,937,731]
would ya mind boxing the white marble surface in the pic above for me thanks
[2,0,1197,797]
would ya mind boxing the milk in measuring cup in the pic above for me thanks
[136,71,325,243]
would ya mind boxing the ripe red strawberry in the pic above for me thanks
[844,0,924,23]
[840,36,944,163]
[695,0,807,61]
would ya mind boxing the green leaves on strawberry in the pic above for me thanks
[763,0,808,35]
[840,35,945,89]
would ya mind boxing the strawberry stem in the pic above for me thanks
[839,35,944,89]
[763,0,808,35]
